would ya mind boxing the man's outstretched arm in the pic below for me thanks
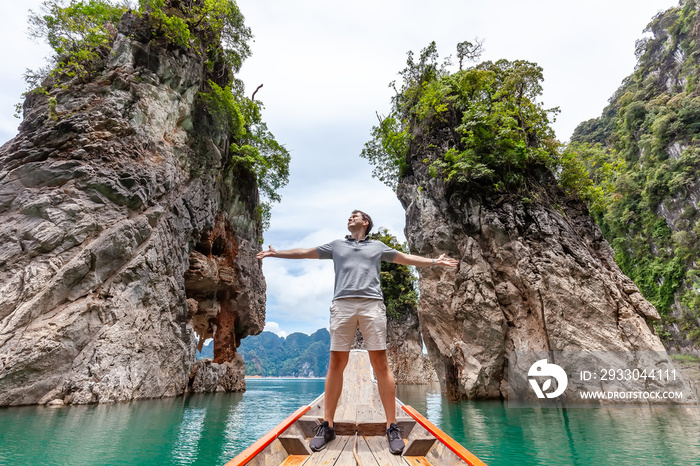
[256,245,319,260]
[392,251,458,268]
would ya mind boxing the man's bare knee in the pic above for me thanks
[368,350,391,374]
[329,351,350,372]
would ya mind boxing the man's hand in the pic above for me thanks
[435,253,458,267]
[256,245,278,260]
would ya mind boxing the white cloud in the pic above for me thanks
[265,180,406,241]
[236,0,676,140]
[0,1,51,145]
[263,321,288,339]
[262,257,334,319]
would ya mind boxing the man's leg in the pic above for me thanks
[310,351,348,452]
[367,349,396,427]
[324,350,350,425]
[368,349,404,454]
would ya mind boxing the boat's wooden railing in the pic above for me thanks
[401,405,487,466]
[225,403,313,466]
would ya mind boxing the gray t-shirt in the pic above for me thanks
[317,236,398,300]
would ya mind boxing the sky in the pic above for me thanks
[0,0,679,339]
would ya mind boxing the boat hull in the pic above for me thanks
[226,350,486,466]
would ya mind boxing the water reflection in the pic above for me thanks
[0,380,324,465]
[398,383,700,465]
[2,379,698,465]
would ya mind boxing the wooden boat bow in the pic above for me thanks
[226,350,487,466]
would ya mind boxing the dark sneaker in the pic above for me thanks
[309,421,336,452]
[386,423,404,455]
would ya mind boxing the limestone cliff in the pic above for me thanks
[360,43,690,400]
[379,54,675,400]
[0,9,267,406]
[386,310,437,384]
[398,171,666,399]
[571,0,700,351]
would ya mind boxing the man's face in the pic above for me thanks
[347,212,367,231]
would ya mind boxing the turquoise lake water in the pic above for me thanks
[1,378,699,465]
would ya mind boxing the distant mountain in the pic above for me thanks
[198,329,330,377]
[196,341,214,360]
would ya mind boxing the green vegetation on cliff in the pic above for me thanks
[569,0,700,345]
[361,41,561,196]
[26,0,252,83]
[24,0,289,229]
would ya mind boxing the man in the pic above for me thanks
[256,210,458,455]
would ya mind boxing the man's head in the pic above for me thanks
[348,210,373,237]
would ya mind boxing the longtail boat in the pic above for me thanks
[226,350,487,466]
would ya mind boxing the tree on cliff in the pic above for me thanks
[361,41,560,197]
[24,0,289,228]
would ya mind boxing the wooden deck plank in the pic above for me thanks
[426,442,467,466]
[402,456,433,466]
[353,435,379,466]
[331,422,357,436]
[337,404,357,423]
[298,416,320,438]
[333,405,347,423]
[355,402,386,424]
[242,439,288,466]
[394,397,406,419]
[370,405,386,423]
[370,389,386,418]
[403,437,436,457]
[307,394,325,417]
[303,435,351,466]
[333,433,358,465]
[364,435,406,466]
[354,421,388,436]
[280,455,310,466]
[339,352,375,409]
[396,419,417,439]
[355,403,377,423]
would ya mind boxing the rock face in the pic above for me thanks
[386,311,437,384]
[398,163,669,400]
[189,356,246,393]
[0,13,264,406]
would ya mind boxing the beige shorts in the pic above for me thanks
[329,297,387,351]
